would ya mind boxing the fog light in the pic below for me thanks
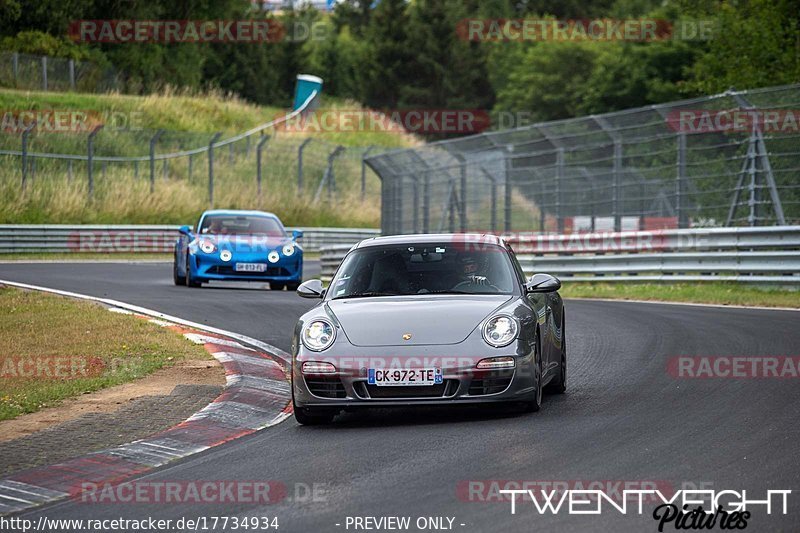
[302,361,336,374]
[220,250,232,262]
[268,250,280,263]
[476,356,515,369]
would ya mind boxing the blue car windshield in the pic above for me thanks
[330,243,518,298]
[199,215,285,237]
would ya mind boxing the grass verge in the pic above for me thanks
[0,286,210,421]
[0,89,421,227]
[560,282,800,309]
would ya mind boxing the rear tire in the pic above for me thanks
[173,253,185,286]
[286,281,301,291]
[293,401,336,425]
[270,282,286,291]
[185,256,202,288]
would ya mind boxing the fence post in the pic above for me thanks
[361,146,376,201]
[87,125,104,198]
[134,160,139,179]
[68,59,76,91]
[187,154,193,182]
[21,123,36,190]
[41,56,48,91]
[423,171,430,233]
[297,138,312,192]
[556,148,564,233]
[67,160,73,182]
[676,133,687,229]
[313,146,344,202]
[504,155,512,232]
[256,134,270,199]
[12,52,19,84]
[149,130,164,194]
[459,161,467,232]
[208,132,223,207]
[612,141,622,232]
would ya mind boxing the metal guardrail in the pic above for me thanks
[0,225,379,254]
[318,226,800,284]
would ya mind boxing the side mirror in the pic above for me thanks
[292,229,304,240]
[179,225,193,236]
[525,273,561,293]
[297,279,324,299]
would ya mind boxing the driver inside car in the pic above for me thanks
[453,253,492,289]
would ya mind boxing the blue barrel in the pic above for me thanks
[293,74,323,111]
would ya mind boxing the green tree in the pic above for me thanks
[361,0,410,108]
[686,0,800,93]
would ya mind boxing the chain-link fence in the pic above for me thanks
[0,52,123,93]
[366,84,800,235]
[0,90,382,212]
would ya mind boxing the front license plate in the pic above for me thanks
[235,263,267,272]
[367,368,443,386]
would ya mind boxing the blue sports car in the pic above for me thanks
[173,210,303,290]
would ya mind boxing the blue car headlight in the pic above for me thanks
[198,239,217,254]
[220,250,232,262]
[268,250,280,263]
[282,243,295,257]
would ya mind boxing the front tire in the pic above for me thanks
[523,334,543,412]
[270,282,286,291]
[185,256,202,288]
[545,316,567,394]
[173,252,186,286]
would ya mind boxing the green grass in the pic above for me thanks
[561,282,800,308]
[0,89,421,227]
[0,286,210,421]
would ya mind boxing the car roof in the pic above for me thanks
[200,209,281,220]
[353,233,506,249]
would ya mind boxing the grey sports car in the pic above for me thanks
[291,233,566,424]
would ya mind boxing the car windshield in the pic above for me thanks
[199,215,285,236]
[329,243,518,299]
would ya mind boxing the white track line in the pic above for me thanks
[0,279,290,360]
[567,297,800,312]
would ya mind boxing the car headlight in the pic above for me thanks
[301,319,336,352]
[220,250,232,262]
[482,314,518,348]
[268,250,280,263]
[282,243,295,256]
[199,240,217,254]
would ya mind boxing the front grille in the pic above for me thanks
[208,265,289,277]
[469,370,514,395]
[305,376,346,398]
[360,379,457,399]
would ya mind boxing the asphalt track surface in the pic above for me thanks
[1,261,799,532]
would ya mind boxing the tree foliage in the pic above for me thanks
[0,0,797,122]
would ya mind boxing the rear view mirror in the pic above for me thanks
[525,273,561,293]
[179,225,192,236]
[292,230,304,240]
[297,279,324,299]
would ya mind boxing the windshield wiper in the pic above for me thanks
[332,291,397,300]
[421,289,474,294]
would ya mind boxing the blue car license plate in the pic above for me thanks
[235,263,267,272]
[368,368,442,386]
